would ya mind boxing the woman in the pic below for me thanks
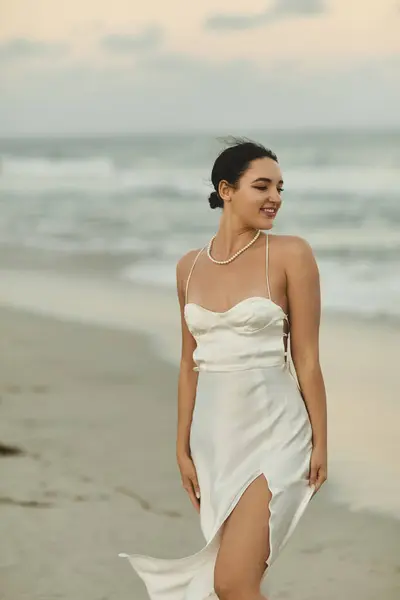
[120,140,327,600]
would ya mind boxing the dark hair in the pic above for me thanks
[208,138,278,209]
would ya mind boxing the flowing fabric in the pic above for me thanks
[120,234,314,599]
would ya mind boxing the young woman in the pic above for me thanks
[120,140,328,600]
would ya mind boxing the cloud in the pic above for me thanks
[271,0,327,17]
[101,25,164,54]
[138,52,256,75]
[204,12,269,32]
[205,0,327,32]
[0,38,68,61]
[0,53,399,135]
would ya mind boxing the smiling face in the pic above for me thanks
[218,157,284,230]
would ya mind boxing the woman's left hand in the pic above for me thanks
[309,445,327,493]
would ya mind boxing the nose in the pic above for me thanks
[268,187,282,204]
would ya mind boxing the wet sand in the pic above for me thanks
[0,305,399,599]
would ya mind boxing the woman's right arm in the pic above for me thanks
[175,252,201,511]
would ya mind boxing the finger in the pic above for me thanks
[309,464,318,487]
[183,479,200,512]
[191,476,201,500]
[186,485,200,512]
[315,469,327,493]
[182,474,200,495]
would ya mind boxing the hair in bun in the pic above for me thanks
[208,137,278,210]
[208,191,223,209]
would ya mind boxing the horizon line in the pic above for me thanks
[1,124,400,141]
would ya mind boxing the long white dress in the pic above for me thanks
[119,233,315,599]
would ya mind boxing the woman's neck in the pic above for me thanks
[212,216,259,258]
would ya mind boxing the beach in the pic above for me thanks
[0,268,399,600]
[0,129,399,599]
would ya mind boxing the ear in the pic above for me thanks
[218,180,232,204]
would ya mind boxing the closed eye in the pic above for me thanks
[254,186,284,193]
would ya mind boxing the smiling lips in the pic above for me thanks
[260,207,277,217]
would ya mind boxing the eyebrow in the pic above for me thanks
[252,177,284,185]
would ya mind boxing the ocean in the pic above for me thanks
[1,130,399,321]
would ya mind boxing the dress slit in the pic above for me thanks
[120,468,280,599]
[120,448,314,600]
[119,233,315,598]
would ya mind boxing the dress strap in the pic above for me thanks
[185,247,205,304]
[265,233,272,300]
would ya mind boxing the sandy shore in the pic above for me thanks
[0,268,399,518]
[0,302,399,599]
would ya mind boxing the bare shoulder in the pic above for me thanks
[176,248,203,281]
[270,234,316,266]
[176,248,203,302]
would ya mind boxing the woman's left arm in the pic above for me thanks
[285,236,327,493]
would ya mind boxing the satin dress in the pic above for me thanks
[120,233,314,599]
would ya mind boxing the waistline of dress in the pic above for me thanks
[193,361,288,373]
[193,359,301,392]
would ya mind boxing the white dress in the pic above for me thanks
[119,233,315,599]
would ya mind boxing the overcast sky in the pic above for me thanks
[1,0,399,135]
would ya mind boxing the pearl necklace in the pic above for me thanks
[207,230,261,265]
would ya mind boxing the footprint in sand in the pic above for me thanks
[0,496,53,508]
[0,442,25,457]
[300,543,327,555]
[116,486,182,518]
[4,384,22,394]
[31,384,50,394]
[2,383,50,395]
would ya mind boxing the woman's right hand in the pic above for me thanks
[177,453,200,513]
